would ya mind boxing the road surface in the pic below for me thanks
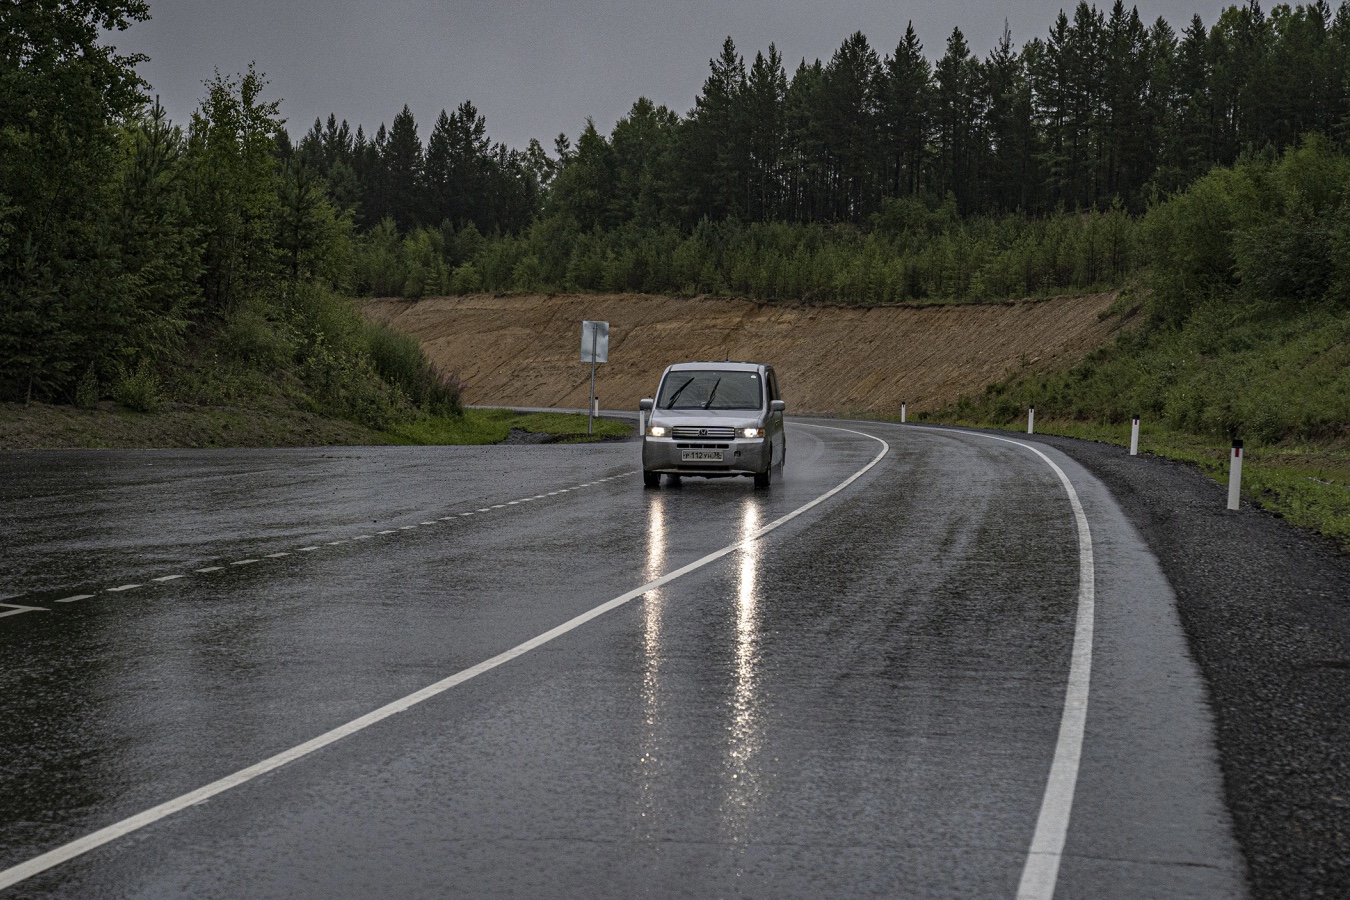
[0,421,1244,897]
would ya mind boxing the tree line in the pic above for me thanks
[317,0,1350,238]
[4,0,1350,406]
[0,1,456,416]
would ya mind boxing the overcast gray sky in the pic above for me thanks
[114,0,1233,151]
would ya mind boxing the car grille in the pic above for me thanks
[672,425,737,440]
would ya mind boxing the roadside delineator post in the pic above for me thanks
[594,397,600,418]
[1130,415,1140,456]
[1227,440,1243,510]
[901,401,907,424]
[1027,406,1035,435]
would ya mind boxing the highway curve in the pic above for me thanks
[0,422,1244,898]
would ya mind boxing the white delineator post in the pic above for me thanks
[1027,406,1036,435]
[1129,415,1140,456]
[593,397,599,418]
[901,401,907,424]
[1227,440,1243,510]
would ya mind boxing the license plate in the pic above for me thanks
[681,450,723,462]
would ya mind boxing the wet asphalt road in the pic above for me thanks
[0,421,1245,898]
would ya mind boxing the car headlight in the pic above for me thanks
[647,425,667,437]
[741,427,765,438]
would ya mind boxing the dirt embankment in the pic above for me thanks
[363,292,1125,417]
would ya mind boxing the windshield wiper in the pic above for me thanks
[702,378,722,410]
[664,377,695,408]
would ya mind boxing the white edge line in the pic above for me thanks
[904,425,1094,900]
[0,424,888,892]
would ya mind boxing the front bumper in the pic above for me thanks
[642,436,769,476]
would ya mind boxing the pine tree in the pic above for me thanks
[879,24,932,200]
[383,105,423,231]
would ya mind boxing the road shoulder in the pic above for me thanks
[1031,433,1350,899]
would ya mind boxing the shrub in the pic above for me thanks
[74,365,99,409]
[113,360,162,413]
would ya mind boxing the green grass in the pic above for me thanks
[384,408,631,446]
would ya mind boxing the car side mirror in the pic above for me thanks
[770,400,786,414]
[639,398,654,411]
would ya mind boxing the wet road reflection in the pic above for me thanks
[724,502,763,837]
[638,493,667,831]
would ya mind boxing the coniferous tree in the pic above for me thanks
[383,105,423,231]
[879,25,932,200]
[932,28,983,211]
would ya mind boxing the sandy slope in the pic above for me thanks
[363,292,1124,417]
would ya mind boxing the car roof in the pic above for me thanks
[664,361,765,373]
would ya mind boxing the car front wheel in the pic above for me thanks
[643,471,661,489]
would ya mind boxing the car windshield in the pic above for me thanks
[657,371,763,410]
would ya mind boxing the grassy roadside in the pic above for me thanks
[918,414,1350,551]
[384,409,631,445]
[0,402,630,450]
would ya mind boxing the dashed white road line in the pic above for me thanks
[0,603,49,618]
[0,436,882,890]
[9,470,638,619]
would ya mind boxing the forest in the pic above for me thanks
[3,0,1350,434]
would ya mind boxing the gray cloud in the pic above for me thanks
[115,0,1234,150]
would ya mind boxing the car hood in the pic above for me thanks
[649,408,764,428]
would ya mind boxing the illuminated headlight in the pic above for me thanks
[741,427,765,438]
[647,425,667,437]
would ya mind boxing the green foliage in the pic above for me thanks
[186,66,283,313]
[113,360,162,413]
[366,203,1141,304]
[364,322,462,416]
[74,365,100,409]
[386,408,629,445]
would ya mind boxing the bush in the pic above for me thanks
[74,365,99,409]
[113,360,162,413]
[364,322,462,416]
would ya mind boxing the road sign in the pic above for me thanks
[581,321,609,435]
[581,321,609,363]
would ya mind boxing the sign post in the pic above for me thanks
[580,321,609,435]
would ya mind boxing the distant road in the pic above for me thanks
[0,421,1243,897]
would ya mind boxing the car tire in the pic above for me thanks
[643,471,660,489]
[754,455,772,489]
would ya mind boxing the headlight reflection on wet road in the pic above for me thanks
[725,501,764,834]
[637,493,667,832]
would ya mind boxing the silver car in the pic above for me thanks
[639,362,786,488]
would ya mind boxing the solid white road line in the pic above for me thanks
[912,426,1095,900]
[0,426,887,892]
